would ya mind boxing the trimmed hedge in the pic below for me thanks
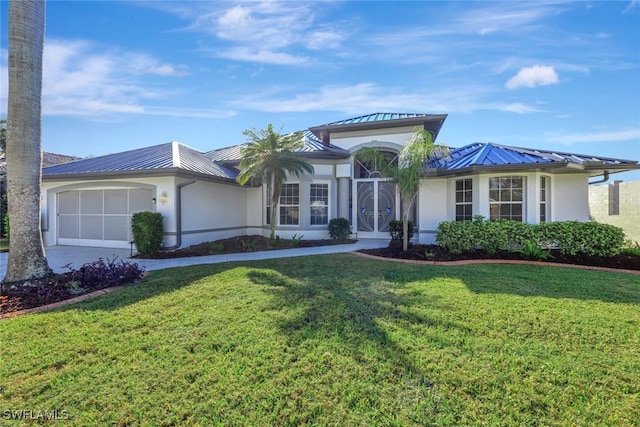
[131,211,164,255]
[436,216,625,257]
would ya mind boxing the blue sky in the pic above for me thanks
[1,1,639,181]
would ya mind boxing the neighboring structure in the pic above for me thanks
[589,180,640,243]
[40,113,640,249]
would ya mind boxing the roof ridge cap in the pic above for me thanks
[172,141,181,168]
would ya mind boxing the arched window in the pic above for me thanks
[353,150,398,178]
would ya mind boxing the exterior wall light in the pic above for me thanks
[159,191,169,205]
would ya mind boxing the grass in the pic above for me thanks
[1,254,639,425]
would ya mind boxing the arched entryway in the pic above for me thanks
[352,150,399,238]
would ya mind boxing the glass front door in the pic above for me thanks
[355,179,396,237]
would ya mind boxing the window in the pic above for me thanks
[310,183,329,225]
[279,183,299,225]
[265,186,271,225]
[489,176,524,221]
[455,179,473,221]
[540,176,548,223]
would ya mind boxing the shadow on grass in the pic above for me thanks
[47,253,640,319]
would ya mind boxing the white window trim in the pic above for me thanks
[309,180,331,227]
[488,175,526,222]
[278,182,300,227]
[539,175,550,223]
[454,178,473,221]
[263,184,271,225]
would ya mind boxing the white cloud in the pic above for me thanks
[624,0,639,14]
[505,65,560,89]
[37,39,204,118]
[174,1,346,65]
[497,102,545,114]
[228,82,543,116]
[214,47,309,66]
[548,129,640,145]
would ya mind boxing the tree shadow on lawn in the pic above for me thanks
[46,253,639,319]
[456,263,640,304]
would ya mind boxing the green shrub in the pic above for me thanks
[437,218,625,257]
[388,220,414,241]
[328,218,351,240]
[436,219,476,254]
[131,211,164,255]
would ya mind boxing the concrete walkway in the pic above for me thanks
[0,239,390,277]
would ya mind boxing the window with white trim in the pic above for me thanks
[539,176,548,223]
[489,176,524,221]
[455,178,473,221]
[310,183,329,225]
[279,183,299,225]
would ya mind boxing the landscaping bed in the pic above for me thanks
[1,258,145,316]
[359,243,640,271]
[135,235,357,259]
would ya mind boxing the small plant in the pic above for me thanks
[514,240,553,260]
[241,240,256,251]
[328,218,351,240]
[621,246,640,256]
[209,242,224,253]
[65,280,85,296]
[131,211,164,255]
[388,220,414,241]
[291,234,304,246]
[68,257,146,288]
[267,236,280,248]
[424,250,435,260]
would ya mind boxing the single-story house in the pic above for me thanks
[41,113,640,249]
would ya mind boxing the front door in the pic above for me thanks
[354,179,396,238]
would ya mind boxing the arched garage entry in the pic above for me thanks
[56,187,154,248]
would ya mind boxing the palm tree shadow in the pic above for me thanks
[245,259,464,395]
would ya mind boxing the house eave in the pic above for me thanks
[42,168,240,185]
[309,114,448,142]
[422,161,640,178]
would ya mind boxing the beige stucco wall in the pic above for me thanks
[417,178,449,244]
[180,180,250,247]
[552,174,590,222]
[589,180,640,243]
[329,126,416,153]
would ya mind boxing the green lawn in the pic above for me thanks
[1,254,639,426]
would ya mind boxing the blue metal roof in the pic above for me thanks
[321,113,443,126]
[425,142,639,174]
[43,142,238,180]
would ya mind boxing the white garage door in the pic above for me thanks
[57,188,154,248]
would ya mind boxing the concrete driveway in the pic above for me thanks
[0,239,389,277]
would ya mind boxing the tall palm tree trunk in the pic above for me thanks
[4,0,52,282]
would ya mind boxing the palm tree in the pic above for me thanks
[236,124,314,239]
[355,128,449,252]
[4,0,52,282]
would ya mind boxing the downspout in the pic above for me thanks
[588,171,609,185]
[163,177,197,250]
